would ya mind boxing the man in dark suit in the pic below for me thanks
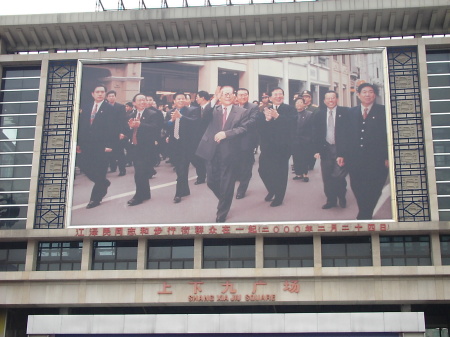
[346,83,389,220]
[313,90,349,210]
[166,92,201,203]
[257,87,296,207]
[196,86,248,222]
[235,88,259,199]
[127,93,164,206]
[192,90,211,185]
[77,84,117,209]
[106,90,129,176]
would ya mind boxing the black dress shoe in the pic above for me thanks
[265,193,274,201]
[194,179,205,185]
[173,196,181,203]
[127,198,143,206]
[236,192,245,199]
[270,199,282,207]
[339,198,347,208]
[86,200,100,209]
[216,216,226,223]
[118,171,126,176]
[303,177,309,182]
[322,202,337,209]
[293,176,302,180]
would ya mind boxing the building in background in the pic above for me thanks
[0,0,449,336]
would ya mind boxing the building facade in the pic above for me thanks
[0,0,450,336]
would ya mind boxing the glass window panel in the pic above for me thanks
[0,179,31,191]
[430,101,450,113]
[322,259,333,267]
[436,169,450,181]
[115,262,128,270]
[230,245,254,259]
[147,261,158,269]
[149,246,171,259]
[0,128,36,140]
[427,63,450,74]
[437,182,450,194]
[431,114,450,127]
[289,244,313,257]
[3,68,41,78]
[204,245,228,259]
[0,166,32,178]
[290,260,302,267]
[0,102,38,115]
[0,153,33,165]
[277,260,289,268]
[438,197,450,209]
[434,142,450,155]
[0,115,36,127]
[1,78,40,90]
[116,246,137,260]
[230,261,243,268]
[427,53,450,62]
[0,219,25,229]
[0,140,34,152]
[216,261,228,268]
[264,260,276,268]
[172,246,194,259]
[171,261,183,269]
[439,211,450,220]
[432,128,450,141]
[428,76,450,87]
[184,261,193,269]
[243,260,255,268]
[303,260,314,267]
[0,90,39,103]
[430,87,450,100]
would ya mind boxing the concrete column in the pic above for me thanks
[371,233,381,267]
[282,58,290,100]
[25,239,37,272]
[255,236,264,268]
[198,61,219,94]
[430,232,442,266]
[81,237,92,270]
[313,234,322,268]
[137,237,147,270]
[194,236,203,269]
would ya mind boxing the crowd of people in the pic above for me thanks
[76,83,388,222]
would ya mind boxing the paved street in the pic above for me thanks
[70,154,392,226]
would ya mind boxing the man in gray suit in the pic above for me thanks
[196,86,248,223]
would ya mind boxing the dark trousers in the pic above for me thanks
[293,144,311,176]
[258,147,290,203]
[79,151,110,203]
[191,154,206,182]
[206,147,237,219]
[130,145,152,200]
[350,165,388,220]
[236,149,255,195]
[320,144,347,204]
[172,142,191,198]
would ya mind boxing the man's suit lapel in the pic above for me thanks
[223,105,236,130]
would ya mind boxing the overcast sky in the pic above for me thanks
[1,0,310,16]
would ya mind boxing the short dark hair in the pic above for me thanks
[125,102,133,108]
[106,90,117,96]
[270,87,284,96]
[295,97,306,104]
[173,92,186,100]
[92,84,107,93]
[357,83,379,96]
[221,85,235,93]
[236,88,249,95]
[132,93,146,102]
[324,90,339,99]
[197,90,210,100]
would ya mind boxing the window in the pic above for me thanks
[427,50,450,220]
[264,237,313,268]
[147,239,194,269]
[380,235,431,266]
[92,240,137,270]
[440,235,450,265]
[36,241,83,271]
[203,238,255,268]
[0,242,27,271]
[0,67,40,229]
[322,236,372,267]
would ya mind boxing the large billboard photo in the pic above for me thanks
[69,51,393,227]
